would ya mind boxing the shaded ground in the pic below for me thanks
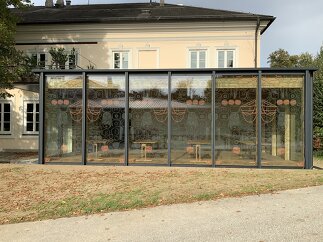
[0,164,322,225]
[1,185,322,242]
[0,152,38,164]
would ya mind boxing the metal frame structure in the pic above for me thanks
[36,68,315,169]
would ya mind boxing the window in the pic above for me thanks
[217,50,235,68]
[31,53,47,69]
[24,101,39,134]
[0,102,11,134]
[189,50,206,68]
[113,51,129,69]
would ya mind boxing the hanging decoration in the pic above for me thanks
[172,108,186,123]
[153,108,168,123]
[240,99,277,124]
[68,100,103,122]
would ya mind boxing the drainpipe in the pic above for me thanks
[255,17,260,68]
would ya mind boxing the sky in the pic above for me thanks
[31,0,323,67]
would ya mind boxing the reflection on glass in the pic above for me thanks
[129,75,168,164]
[171,75,212,165]
[261,75,304,167]
[44,75,82,163]
[87,75,126,164]
[215,75,257,166]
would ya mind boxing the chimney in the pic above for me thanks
[45,0,53,7]
[160,0,165,7]
[66,0,71,6]
[55,0,64,7]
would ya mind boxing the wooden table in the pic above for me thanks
[133,140,157,162]
[187,140,211,162]
[88,140,108,158]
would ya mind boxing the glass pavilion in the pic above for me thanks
[36,68,315,168]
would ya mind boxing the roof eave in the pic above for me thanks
[16,16,276,26]
[260,16,276,35]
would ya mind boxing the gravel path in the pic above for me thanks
[1,185,322,242]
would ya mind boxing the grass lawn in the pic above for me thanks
[0,163,322,225]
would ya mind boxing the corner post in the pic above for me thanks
[81,72,87,165]
[39,72,45,164]
[212,71,216,167]
[125,72,129,166]
[168,71,172,166]
[305,70,313,169]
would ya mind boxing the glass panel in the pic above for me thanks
[27,103,33,113]
[215,75,258,166]
[190,51,197,68]
[199,51,206,68]
[227,51,234,68]
[39,54,46,68]
[4,113,10,122]
[261,75,304,167]
[45,75,83,163]
[87,74,126,164]
[4,123,10,131]
[218,51,225,68]
[122,52,128,69]
[171,75,212,165]
[4,103,10,112]
[36,122,39,132]
[27,123,33,131]
[69,54,76,69]
[114,53,120,69]
[129,74,168,165]
[36,113,39,122]
[36,103,39,112]
[27,113,33,122]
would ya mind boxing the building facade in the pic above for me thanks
[2,2,314,168]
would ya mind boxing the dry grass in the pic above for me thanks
[0,164,322,225]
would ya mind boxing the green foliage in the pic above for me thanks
[49,47,68,69]
[49,47,77,69]
[0,0,33,99]
[268,47,323,145]
[267,48,314,68]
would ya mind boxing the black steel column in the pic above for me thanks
[81,72,87,165]
[125,72,129,166]
[168,71,172,166]
[257,71,262,168]
[38,72,45,164]
[305,71,313,169]
[211,71,216,167]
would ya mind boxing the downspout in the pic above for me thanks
[255,17,260,67]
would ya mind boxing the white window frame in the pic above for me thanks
[23,101,39,135]
[112,50,130,69]
[216,49,236,68]
[29,52,48,69]
[0,101,12,135]
[188,49,207,68]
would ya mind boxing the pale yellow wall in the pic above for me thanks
[16,21,268,69]
[0,89,39,151]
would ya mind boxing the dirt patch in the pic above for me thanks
[0,164,322,224]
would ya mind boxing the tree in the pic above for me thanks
[267,48,314,68]
[0,0,32,99]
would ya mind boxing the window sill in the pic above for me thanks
[22,133,39,136]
